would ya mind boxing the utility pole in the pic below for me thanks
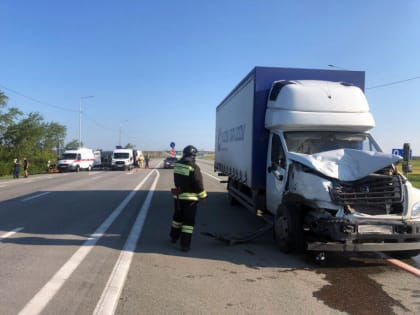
[79,96,94,147]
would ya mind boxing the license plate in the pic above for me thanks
[358,225,393,234]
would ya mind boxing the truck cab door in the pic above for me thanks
[266,133,287,214]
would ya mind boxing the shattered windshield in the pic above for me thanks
[284,131,381,154]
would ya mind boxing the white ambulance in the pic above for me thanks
[57,148,95,172]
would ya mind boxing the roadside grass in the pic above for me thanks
[398,159,420,188]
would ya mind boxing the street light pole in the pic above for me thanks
[79,96,94,148]
[119,120,128,146]
[328,64,348,70]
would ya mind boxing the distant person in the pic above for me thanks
[145,154,150,169]
[139,154,145,168]
[13,158,21,178]
[23,157,29,177]
[170,145,207,252]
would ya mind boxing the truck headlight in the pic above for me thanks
[412,202,420,217]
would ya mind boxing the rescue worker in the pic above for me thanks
[138,154,145,168]
[145,154,150,169]
[23,157,29,178]
[13,158,21,178]
[170,145,207,252]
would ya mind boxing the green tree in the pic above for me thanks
[44,122,66,154]
[65,139,81,149]
[0,90,22,137]
[3,112,45,155]
[1,111,67,175]
[0,90,67,176]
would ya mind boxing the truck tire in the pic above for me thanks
[274,204,304,253]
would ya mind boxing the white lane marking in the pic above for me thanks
[21,192,50,202]
[17,170,156,315]
[202,170,227,182]
[93,170,160,315]
[0,227,24,241]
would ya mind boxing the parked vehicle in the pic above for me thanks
[57,148,95,172]
[93,150,102,169]
[215,66,420,256]
[111,147,134,170]
[163,157,178,169]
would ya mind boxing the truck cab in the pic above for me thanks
[264,80,420,254]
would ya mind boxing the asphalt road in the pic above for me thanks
[0,159,419,315]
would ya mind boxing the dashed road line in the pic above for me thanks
[21,192,50,202]
[0,227,24,241]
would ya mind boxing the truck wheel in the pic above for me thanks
[274,205,304,253]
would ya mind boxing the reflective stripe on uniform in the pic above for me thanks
[172,221,182,228]
[182,225,194,234]
[172,190,207,201]
[174,163,193,176]
[178,192,199,201]
[197,190,207,199]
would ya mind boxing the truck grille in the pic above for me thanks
[329,174,404,215]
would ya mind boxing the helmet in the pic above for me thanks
[183,145,198,157]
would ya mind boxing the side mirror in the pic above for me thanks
[403,143,410,161]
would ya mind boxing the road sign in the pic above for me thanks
[170,142,175,148]
[392,148,412,160]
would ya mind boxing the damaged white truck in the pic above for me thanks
[215,67,420,257]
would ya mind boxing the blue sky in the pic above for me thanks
[1,1,419,153]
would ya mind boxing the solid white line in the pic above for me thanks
[0,227,24,241]
[93,170,160,315]
[22,192,50,202]
[17,170,156,315]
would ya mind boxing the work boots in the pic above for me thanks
[170,227,181,244]
[180,232,191,252]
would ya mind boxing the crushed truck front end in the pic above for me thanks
[285,148,420,254]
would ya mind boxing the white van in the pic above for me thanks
[111,148,134,170]
[58,148,95,172]
[93,150,102,169]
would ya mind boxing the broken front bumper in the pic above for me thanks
[307,219,420,252]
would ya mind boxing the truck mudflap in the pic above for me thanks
[307,219,420,252]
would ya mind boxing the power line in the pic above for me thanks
[328,65,420,90]
[366,76,420,89]
[0,83,77,112]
